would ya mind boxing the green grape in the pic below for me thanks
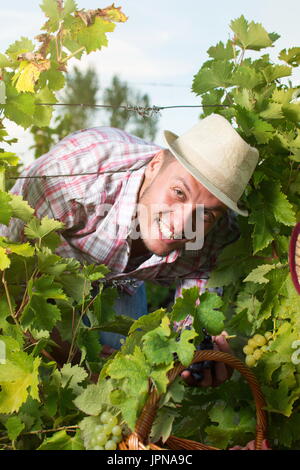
[243,344,254,355]
[261,345,268,353]
[253,334,266,347]
[248,338,257,349]
[108,415,118,427]
[90,436,98,448]
[265,331,273,341]
[100,411,112,424]
[253,349,263,360]
[245,355,256,367]
[95,433,107,446]
[94,424,104,433]
[111,425,122,437]
[105,440,117,450]
[103,422,114,435]
[93,445,104,450]
[111,434,122,444]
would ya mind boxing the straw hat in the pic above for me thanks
[163,113,259,216]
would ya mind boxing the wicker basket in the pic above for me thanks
[118,350,268,450]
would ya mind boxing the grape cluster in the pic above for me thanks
[187,328,214,382]
[88,411,123,450]
[243,332,273,367]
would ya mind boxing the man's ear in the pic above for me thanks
[144,150,164,180]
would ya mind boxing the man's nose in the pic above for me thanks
[173,204,203,238]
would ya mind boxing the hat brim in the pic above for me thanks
[163,130,249,217]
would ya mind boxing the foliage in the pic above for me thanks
[1,7,300,451]
[190,15,300,449]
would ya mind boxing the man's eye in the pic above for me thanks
[173,188,185,200]
[204,211,214,222]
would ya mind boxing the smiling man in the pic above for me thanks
[1,113,259,387]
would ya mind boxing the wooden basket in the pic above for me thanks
[118,350,268,450]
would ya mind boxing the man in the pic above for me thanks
[2,113,259,387]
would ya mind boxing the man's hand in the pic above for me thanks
[181,331,234,387]
[229,439,271,450]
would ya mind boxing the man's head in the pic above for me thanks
[135,114,259,257]
[136,149,227,256]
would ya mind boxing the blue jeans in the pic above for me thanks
[99,283,148,350]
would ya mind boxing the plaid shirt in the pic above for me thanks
[2,127,240,301]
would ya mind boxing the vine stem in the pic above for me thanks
[1,271,20,328]
[22,425,79,437]
[60,47,85,64]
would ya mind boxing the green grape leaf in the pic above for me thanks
[232,65,263,89]
[243,264,276,284]
[4,82,35,128]
[206,403,255,448]
[37,430,84,450]
[21,296,61,331]
[0,246,10,270]
[194,292,224,336]
[0,191,12,225]
[9,194,34,222]
[150,362,174,395]
[150,407,178,444]
[282,103,300,123]
[175,328,197,366]
[142,316,175,365]
[0,152,19,167]
[262,64,292,83]
[24,216,64,239]
[6,37,35,61]
[74,380,114,416]
[82,264,110,281]
[4,416,25,441]
[0,342,41,413]
[1,241,35,258]
[192,60,234,95]
[0,53,12,68]
[68,16,115,54]
[129,308,166,334]
[279,47,300,67]
[92,286,118,324]
[107,346,150,394]
[230,16,273,50]
[207,41,235,60]
[170,287,199,322]
[260,182,296,226]
[33,86,56,127]
[59,363,88,394]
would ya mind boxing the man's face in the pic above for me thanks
[136,151,228,256]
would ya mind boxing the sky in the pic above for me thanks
[0,0,299,162]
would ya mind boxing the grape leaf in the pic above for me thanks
[150,362,174,395]
[6,37,35,61]
[21,296,62,331]
[0,246,10,270]
[194,292,224,335]
[4,416,25,441]
[4,82,35,128]
[243,264,276,284]
[129,308,166,334]
[0,342,41,413]
[37,430,84,450]
[74,380,114,416]
[150,407,178,444]
[279,47,300,67]
[170,287,199,322]
[232,66,263,89]
[260,182,296,226]
[193,60,234,95]
[230,16,273,50]
[0,191,12,225]
[0,152,19,167]
[24,216,64,239]
[9,194,34,222]
[207,41,235,60]
[68,16,115,54]
[60,363,88,394]
[33,86,56,127]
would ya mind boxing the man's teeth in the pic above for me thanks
[159,219,174,239]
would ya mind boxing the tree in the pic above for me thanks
[102,75,159,141]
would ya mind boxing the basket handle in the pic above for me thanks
[134,350,268,450]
